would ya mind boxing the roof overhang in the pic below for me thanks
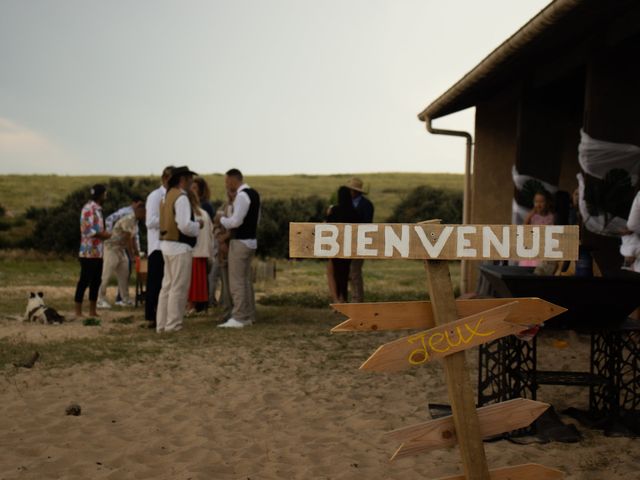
[418,0,639,122]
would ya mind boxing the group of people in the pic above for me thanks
[73,166,261,332]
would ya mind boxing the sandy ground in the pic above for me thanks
[1,313,639,479]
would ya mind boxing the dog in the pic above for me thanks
[23,292,65,324]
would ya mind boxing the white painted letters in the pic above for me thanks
[482,226,510,258]
[415,226,454,258]
[544,226,564,258]
[314,224,340,257]
[384,225,410,257]
[456,226,477,257]
[516,225,540,258]
[357,225,379,256]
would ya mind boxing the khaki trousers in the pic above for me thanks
[156,251,192,332]
[349,259,365,303]
[228,240,256,323]
[98,247,130,302]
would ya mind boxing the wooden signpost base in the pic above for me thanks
[425,259,491,480]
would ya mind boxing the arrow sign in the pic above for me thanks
[360,302,530,372]
[387,398,549,460]
[436,463,564,480]
[331,298,566,332]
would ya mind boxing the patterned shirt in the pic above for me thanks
[106,205,141,251]
[79,200,105,258]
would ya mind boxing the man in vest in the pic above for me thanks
[156,166,202,333]
[218,168,260,328]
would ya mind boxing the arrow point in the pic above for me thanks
[331,319,353,332]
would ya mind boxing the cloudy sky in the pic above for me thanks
[0,0,550,176]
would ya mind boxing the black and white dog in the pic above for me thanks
[23,292,65,324]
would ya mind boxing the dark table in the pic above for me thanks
[477,264,640,421]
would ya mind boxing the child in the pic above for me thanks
[520,190,554,267]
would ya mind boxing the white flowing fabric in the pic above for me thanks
[578,129,640,184]
[576,173,628,236]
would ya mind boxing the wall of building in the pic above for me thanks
[467,86,520,291]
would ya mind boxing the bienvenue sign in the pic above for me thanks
[289,223,579,261]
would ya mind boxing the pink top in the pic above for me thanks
[520,212,555,267]
[529,212,554,225]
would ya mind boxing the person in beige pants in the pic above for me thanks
[156,166,202,333]
[97,205,145,308]
[218,169,260,329]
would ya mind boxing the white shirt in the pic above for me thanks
[160,189,201,256]
[192,209,214,258]
[145,185,166,253]
[220,183,258,250]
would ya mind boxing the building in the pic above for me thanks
[419,0,640,291]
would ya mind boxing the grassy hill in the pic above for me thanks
[0,172,462,223]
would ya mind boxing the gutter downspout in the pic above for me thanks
[424,116,473,295]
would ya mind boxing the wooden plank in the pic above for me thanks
[331,297,566,332]
[289,223,579,260]
[424,259,490,480]
[360,302,529,372]
[388,398,549,459]
[436,463,564,480]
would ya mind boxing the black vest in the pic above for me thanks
[233,188,260,240]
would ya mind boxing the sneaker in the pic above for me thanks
[96,300,112,309]
[115,299,133,307]
[218,318,249,328]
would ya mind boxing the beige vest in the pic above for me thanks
[160,188,186,243]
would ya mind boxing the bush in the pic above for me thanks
[30,178,157,253]
[257,196,327,258]
[386,185,462,224]
[27,181,328,258]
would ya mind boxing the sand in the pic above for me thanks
[1,315,639,480]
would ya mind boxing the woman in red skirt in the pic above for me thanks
[187,185,214,315]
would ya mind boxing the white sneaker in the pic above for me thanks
[218,318,249,328]
[115,299,133,307]
[96,300,112,309]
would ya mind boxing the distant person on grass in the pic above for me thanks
[74,184,111,319]
[97,203,145,309]
[345,177,374,303]
[144,165,173,329]
[326,186,359,303]
[156,166,202,333]
[217,168,260,329]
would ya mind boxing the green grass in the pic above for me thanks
[0,172,462,222]
[0,254,461,372]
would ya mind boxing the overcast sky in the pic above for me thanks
[0,0,550,176]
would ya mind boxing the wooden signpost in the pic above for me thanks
[289,222,577,480]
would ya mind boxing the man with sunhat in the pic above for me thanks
[346,176,374,303]
[156,166,203,332]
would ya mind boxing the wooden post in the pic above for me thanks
[425,259,490,480]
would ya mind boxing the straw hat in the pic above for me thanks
[169,165,197,181]
[345,176,367,194]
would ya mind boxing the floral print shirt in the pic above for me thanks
[79,200,105,258]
